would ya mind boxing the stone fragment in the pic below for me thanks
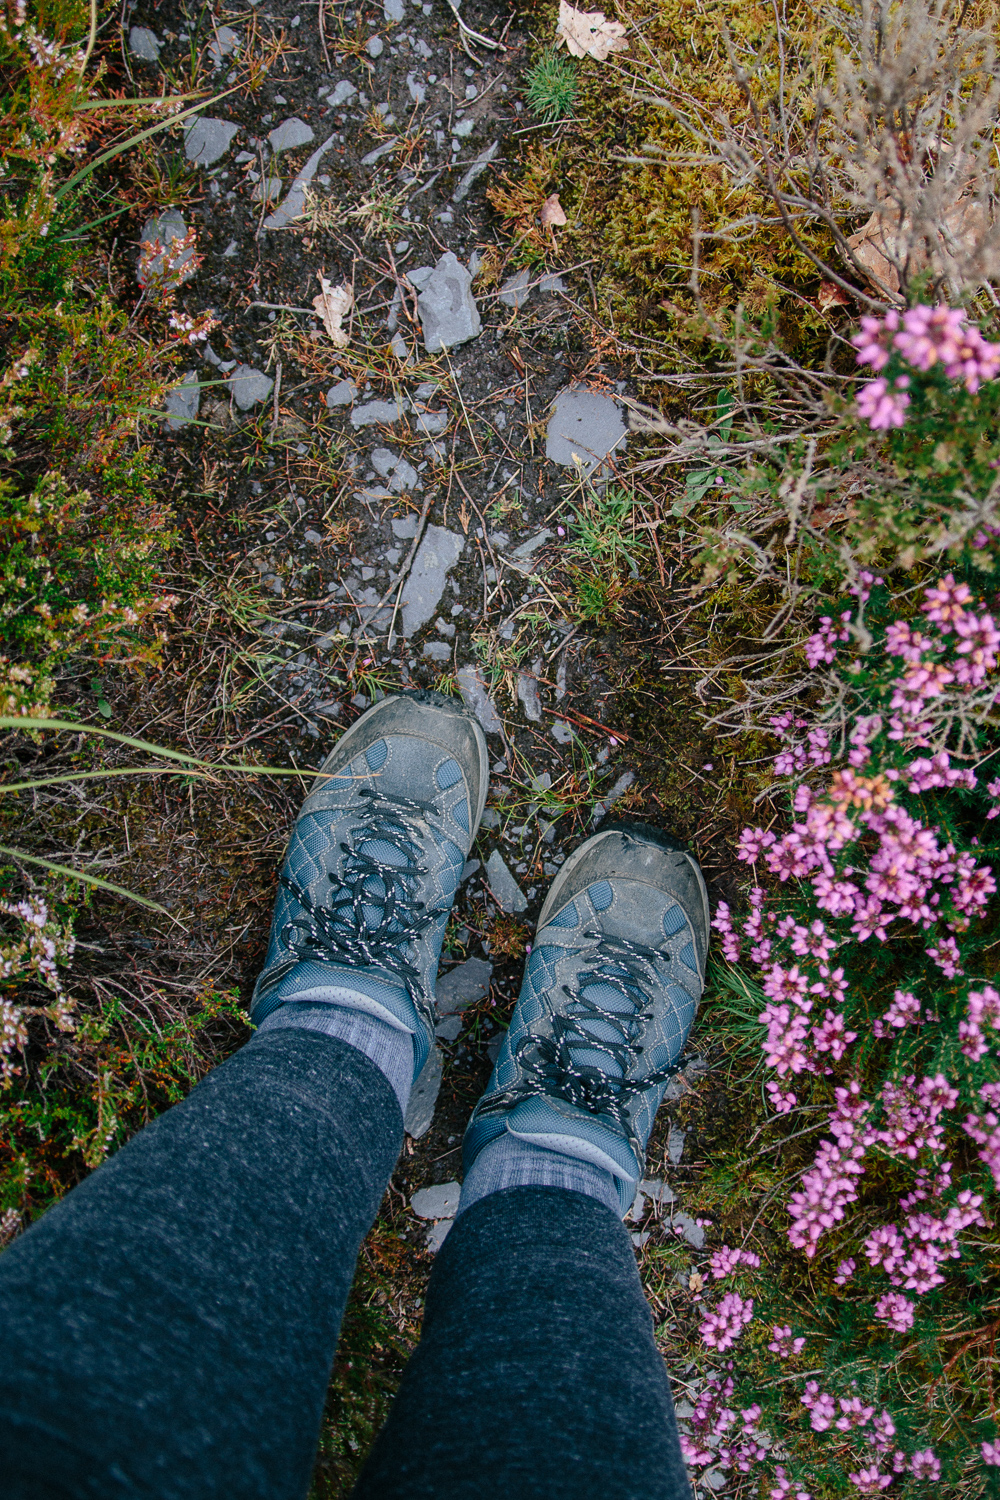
[184,117,239,165]
[436,957,493,1014]
[668,1126,686,1164]
[263,133,337,230]
[403,1045,442,1138]
[592,770,636,826]
[139,210,197,285]
[326,378,358,408]
[390,331,411,362]
[673,1212,705,1249]
[406,265,435,291]
[630,1231,651,1249]
[487,1031,505,1063]
[454,117,475,138]
[129,26,161,59]
[268,116,315,152]
[425,1219,453,1253]
[461,858,481,882]
[551,720,574,745]
[498,268,532,309]
[410,1179,461,1219]
[539,273,567,293]
[640,1178,676,1208]
[251,176,283,203]
[517,672,542,722]
[406,71,426,104]
[452,139,499,202]
[208,25,240,66]
[392,515,418,539]
[414,409,447,437]
[372,447,420,492]
[360,137,399,167]
[400,525,464,636]
[366,35,384,57]
[163,370,200,430]
[434,1014,463,1042]
[227,365,274,410]
[350,397,408,427]
[485,851,527,914]
[456,665,502,735]
[384,0,405,18]
[222,239,238,257]
[422,640,451,661]
[417,252,481,353]
[329,80,357,106]
[511,529,553,560]
[547,387,628,476]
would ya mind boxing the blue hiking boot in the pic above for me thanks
[464,823,709,1213]
[251,690,488,1077]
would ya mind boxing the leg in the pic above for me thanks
[356,822,708,1499]
[0,692,489,1500]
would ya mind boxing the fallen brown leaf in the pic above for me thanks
[540,193,568,231]
[817,280,851,312]
[312,274,353,347]
[555,0,628,60]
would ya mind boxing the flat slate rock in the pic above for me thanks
[326,378,358,407]
[268,116,315,152]
[410,1180,461,1220]
[546,387,628,476]
[517,671,542,722]
[129,25,161,59]
[452,139,499,203]
[400,525,464,636]
[263,133,337,230]
[485,851,527,913]
[456,664,502,735]
[498,268,532,309]
[351,397,408,427]
[417,252,481,353]
[139,210,197,285]
[673,1212,705,1249]
[208,25,239,66]
[328,80,357,105]
[184,116,239,165]
[434,1014,463,1041]
[163,371,200,430]
[227,365,274,410]
[403,1044,442,1138]
[435,957,493,1015]
[425,1219,454,1253]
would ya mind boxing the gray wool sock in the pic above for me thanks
[256,1001,414,1116]
[458,1133,623,1220]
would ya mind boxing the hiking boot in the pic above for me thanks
[251,690,488,1077]
[463,822,709,1213]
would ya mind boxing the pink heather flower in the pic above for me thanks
[922,572,973,628]
[836,1396,875,1431]
[872,1410,896,1450]
[851,310,899,370]
[986,777,1000,819]
[835,1257,856,1285]
[709,1245,761,1278]
[767,1080,797,1114]
[738,827,776,862]
[770,1468,812,1500]
[857,376,910,429]
[848,1464,892,1493]
[874,1291,915,1332]
[805,612,852,669]
[982,1441,1000,1466]
[699,1291,754,1351]
[964,1100,1000,1189]
[801,1382,837,1431]
[926,934,963,978]
[768,1324,806,1358]
[909,1449,940,1481]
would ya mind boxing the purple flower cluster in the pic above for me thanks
[699,1290,754,1351]
[852,305,1000,430]
[680,1370,769,1474]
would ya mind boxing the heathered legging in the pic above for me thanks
[0,1027,690,1500]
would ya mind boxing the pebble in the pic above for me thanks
[454,117,475,138]
[400,525,464,636]
[668,1126,687,1164]
[263,133,337,230]
[425,1220,454,1253]
[498,268,532,309]
[547,387,628,475]
[329,79,357,105]
[326,378,358,407]
[461,858,481,881]
[452,139,499,203]
[591,770,636,826]
[372,447,420,493]
[406,72,426,104]
[403,1045,442,1138]
[417,251,481,352]
[208,25,240,66]
[422,641,451,661]
[350,397,408,427]
[184,116,239,165]
[227,365,274,410]
[163,370,200,430]
[128,25,161,59]
[456,665,502,735]
[384,0,405,18]
[510,528,553,560]
[366,35,384,57]
[673,1213,705,1249]
[517,671,542,722]
[436,956,493,1014]
[360,137,399,166]
[410,1180,461,1219]
[485,851,527,913]
[268,116,315,152]
[434,1014,463,1042]
[139,210,197,284]
[551,720,574,745]
[415,409,449,436]
[539,273,567,293]
[251,176,283,203]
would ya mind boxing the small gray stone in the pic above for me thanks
[461,858,481,882]
[702,1471,727,1493]
[452,139,499,203]
[668,1126,687,1164]
[456,665,502,735]
[330,80,357,106]
[251,175,283,203]
[511,529,553,560]
[390,331,412,362]
[434,1014,463,1042]
[415,409,449,437]
[592,770,636,827]
[351,397,408,428]
[268,116,315,152]
[222,239,238,257]
[547,387,628,476]
[517,672,542,722]
[372,447,420,494]
[129,25,161,59]
[487,1031,505,1063]
[410,1179,461,1219]
[539,273,567,293]
[436,957,493,1014]
[392,515,418,539]
[163,370,200,430]
[184,117,240,165]
[673,1212,705,1249]
[403,1045,442,1138]
[361,136,399,166]
[304,528,323,544]
[630,1231,651,1249]
[417,252,481,353]
[139,210,197,285]
[422,640,451,661]
[227,365,274,410]
[406,71,426,104]
[208,25,240,66]
[384,0,405,18]
[425,1219,454,1253]
[400,525,464,636]
[263,132,338,230]
[640,1178,676,1208]
[551,720,574,745]
[366,34,384,57]
[326,378,358,408]
[485,851,527,914]
[406,265,435,291]
[454,117,475,138]
[498,268,532,309]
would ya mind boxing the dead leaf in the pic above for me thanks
[817,280,851,313]
[312,275,353,347]
[555,0,628,60]
[846,197,989,298]
[540,193,568,231]
[458,498,470,534]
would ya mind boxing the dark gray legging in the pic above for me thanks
[0,1028,691,1500]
